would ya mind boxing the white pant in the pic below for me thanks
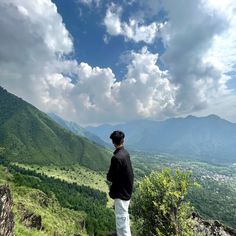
[114,199,131,236]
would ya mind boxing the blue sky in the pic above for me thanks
[0,0,235,125]
[52,0,167,80]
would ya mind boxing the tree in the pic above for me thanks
[0,147,8,165]
[0,147,5,155]
[131,168,198,236]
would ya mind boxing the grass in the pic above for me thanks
[0,164,88,236]
[14,163,113,208]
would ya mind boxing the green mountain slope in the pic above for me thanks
[0,161,116,236]
[0,164,87,236]
[0,86,111,170]
[48,112,110,148]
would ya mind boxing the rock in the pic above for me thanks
[192,212,236,236]
[18,203,43,230]
[0,185,14,236]
[21,211,42,230]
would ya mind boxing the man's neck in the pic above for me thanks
[115,144,123,149]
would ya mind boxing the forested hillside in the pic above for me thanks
[0,86,111,171]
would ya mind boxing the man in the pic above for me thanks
[107,130,134,236]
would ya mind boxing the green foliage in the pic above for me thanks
[8,164,115,235]
[14,163,113,207]
[132,153,236,230]
[0,147,5,155]
[131,168,196,236]
[188,178,236,229]
[0,86,111,171]
[0,164,87,235]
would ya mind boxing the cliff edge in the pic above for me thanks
[0,185,14,236]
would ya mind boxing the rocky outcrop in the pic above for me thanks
[17,203,43,230]
[192,212,236,236]
[0,185,14,236]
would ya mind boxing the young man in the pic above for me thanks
[107,130,134,236]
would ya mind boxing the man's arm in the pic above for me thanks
[107,156,120,182]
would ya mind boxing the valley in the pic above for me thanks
[132,151,236,229]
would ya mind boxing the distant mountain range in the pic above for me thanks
[0,86,110,170]
[48,113,110,148]
[1,85,235,165]
[87,115,236,164]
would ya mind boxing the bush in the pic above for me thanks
[131,168,198,236]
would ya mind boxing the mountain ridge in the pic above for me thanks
[86,115,236,164]
[48,112,110,148]
[0,86,110,170]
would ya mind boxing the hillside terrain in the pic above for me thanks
[48,113,110,148]
[0,86,111,171]
[0,164,87,235]
[0,161,115,235]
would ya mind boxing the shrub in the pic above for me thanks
[131,168,198,236]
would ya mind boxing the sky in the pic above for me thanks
[0,0,236,125]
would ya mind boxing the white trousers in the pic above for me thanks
[114,199,131,236]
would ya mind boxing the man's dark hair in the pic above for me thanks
[110,130,125,145]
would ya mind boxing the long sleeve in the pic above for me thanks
[107,156,120,182]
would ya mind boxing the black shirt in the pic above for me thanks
[107,146,134,200]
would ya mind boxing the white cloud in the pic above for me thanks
[0,0,73,107]
[104,4,123,35]
[0,0,236,125]
[49,49,178,124]
[0,0,177,125]
[155,0,236,115]
[203,0,236,75]
[103,34,110,44]
[77,0,100,8]
[104,3,163,44]
[118,47,177,118]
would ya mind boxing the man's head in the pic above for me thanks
[110,130,125,147]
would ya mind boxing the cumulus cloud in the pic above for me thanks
[104,3,164,44]
[156,0,235,115]
[48,49,177,124]
[203,0,236,74]
[118,47,177,118]
[0,0,235,125]
[0,0,73,105]
[105,0,236,121]
[0,0,176,125]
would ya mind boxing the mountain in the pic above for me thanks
[0,86,111,170]
[48,113,110,148]
[87,115,236,164]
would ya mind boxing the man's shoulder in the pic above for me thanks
[115,148,130,159]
